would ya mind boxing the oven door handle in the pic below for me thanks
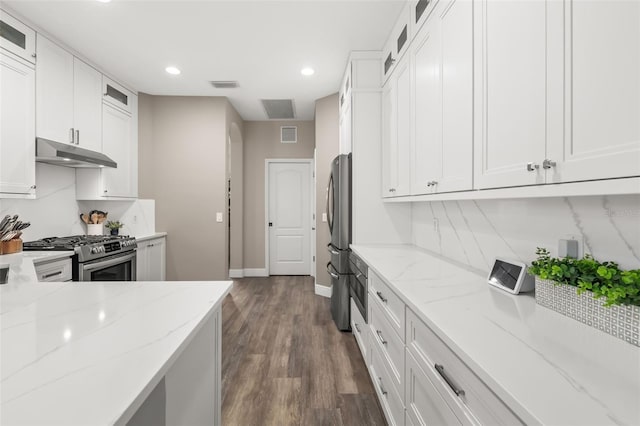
[82,251,137,272]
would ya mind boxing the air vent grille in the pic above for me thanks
[262,99,296,119]
[281,126,297,143]
[210,81,239,89]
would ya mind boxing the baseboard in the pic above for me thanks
[244,268,268,277]
[228,269,244,279]
[315,282,332,298]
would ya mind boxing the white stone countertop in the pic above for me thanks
[134,232,167,243]
[0,256,232,425]
[351,244,640,426]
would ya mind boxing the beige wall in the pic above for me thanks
[314,94,340,288]
[243,120,315,270]
[138,94,243,280]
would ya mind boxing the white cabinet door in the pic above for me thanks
[136,237,166,281]
[73,58,102,152]
[412,15,440,196]
[339,97,352,154]
[102,102,133,197]
[0,10,36,64]
[0,53,35,196]
[473,0,547,189]
[382,56,411,198]
[36,34,74,145]
[406,350,463,426]
[547,0,640,183]
[437,0,473,193]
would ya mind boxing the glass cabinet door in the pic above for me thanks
[0,10,35,64]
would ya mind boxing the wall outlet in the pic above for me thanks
[322,213,327,222]
[216,212,223,223]
[560,234,583,258]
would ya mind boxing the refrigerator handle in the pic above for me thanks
[327,243,340,255]
[326,173,334,233]
[326,262,339,279]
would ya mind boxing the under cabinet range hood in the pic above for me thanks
[35,138,117,168]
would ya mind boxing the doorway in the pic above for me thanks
[265,159,314,275]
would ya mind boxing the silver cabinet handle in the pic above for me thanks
[42,271,62,279]
[355,272,363,279]
[30,185,36,190]
[376,330,387,345]
[376,291,387,303]
[388,188,396,193]
[542,159,557,169]
[75,130,80,145]
[427,181,438,187]
[70,128,75,144]
[378,377,388,396]
[435,364,465,397]
[527,162,539,172]
[354,323,361,333]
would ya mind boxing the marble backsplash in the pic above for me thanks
[0,163,156,240]
[412,194,640,272]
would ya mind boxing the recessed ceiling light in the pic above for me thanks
[301,67,315,76]
[165,66,181,75]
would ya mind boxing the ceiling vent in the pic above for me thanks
[281,126,297,144]
[261,99,296,119]
[210,81,239,89]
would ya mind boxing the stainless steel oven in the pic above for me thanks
[78,250,136,282]
[349,252,368,323]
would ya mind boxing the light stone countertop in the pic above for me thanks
[134,232,167,243]
[0,249,232,425]
[351,244,640,426]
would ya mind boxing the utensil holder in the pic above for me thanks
[87,224,103,236]
[0,238,23,255]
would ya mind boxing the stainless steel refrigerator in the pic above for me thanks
[326,154,351,331]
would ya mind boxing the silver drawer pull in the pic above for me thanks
[376,291,387,303]
[376,330,387,345]
[435,364,465,397]
[354,323,361,333]
[378,377,388,396]
[42,271,63,279]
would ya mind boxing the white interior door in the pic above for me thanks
[268,161,311,275]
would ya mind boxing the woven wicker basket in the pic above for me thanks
[535,277,639,347]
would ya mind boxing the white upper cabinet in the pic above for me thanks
[73,58,102,152]
[0,10,35,64]
[411,0,440,36]
[547,0,640,183]
[382,4,411,83]
[36,34,74,145]
[0,52,35,197]
[36,34,102,151]
[101,100,135,197]
[473,0,547,189]
[412,0,473,195]
[382,54,411,198]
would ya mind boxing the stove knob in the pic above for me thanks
[90,247,98,254]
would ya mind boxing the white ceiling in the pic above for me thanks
[5,0,404,120]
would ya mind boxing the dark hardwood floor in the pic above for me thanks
[221,276,386,426]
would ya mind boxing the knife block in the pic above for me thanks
[0,238,23,255]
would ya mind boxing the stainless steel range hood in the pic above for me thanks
[36,138,117,168]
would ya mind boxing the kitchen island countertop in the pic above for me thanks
[0,262,232,425]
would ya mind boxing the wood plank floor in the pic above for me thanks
[221,276,386,426]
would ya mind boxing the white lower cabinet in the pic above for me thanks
[33,257,72,282]
[136,236,166,281]
[370,342,405,426]
[406,350,462,426]
[369,296,405,397]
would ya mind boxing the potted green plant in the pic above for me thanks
[105,221,124,236]
[528,247,640,346]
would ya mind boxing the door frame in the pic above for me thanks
[264,158,315,276]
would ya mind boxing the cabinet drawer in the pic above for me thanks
[34,258,72,282]
[370,343,405,426]
[369,270,405,341]
[369,297,404,398]
[406,309,523,425]
[406,350,464,426]
[351,297,369,363]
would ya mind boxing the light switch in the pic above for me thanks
[216,212,223,222]
[322,213,327,222]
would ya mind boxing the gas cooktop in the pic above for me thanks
[24,235,137,262]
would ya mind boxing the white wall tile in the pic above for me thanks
[412,195,640,272]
